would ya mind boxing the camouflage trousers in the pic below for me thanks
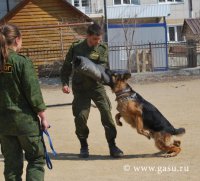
[1,134,45,181]
[72,87,117,144]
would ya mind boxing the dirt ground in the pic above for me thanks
[0,77,200,181]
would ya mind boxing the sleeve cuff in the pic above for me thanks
[34,103,47,113]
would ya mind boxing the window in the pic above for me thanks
[168,25,184,42]
[73,0,89,7]
[82,0,89,7]
[177,26,184,41]
[131,0,140,4]
[74,0,79,7]
[114,0,121,5]
[123,0,130,4]
[114,0,140,5]
[158,0,184,3]
[169,27,175,41]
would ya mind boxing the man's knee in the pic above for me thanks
[74,116,89,139]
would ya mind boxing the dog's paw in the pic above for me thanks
[163,152,177,158]
[116,121,123,126]
[144,132,151,139]
[147,134,151,140]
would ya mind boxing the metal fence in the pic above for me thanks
[108,41,200,72]
[20,41,200,77]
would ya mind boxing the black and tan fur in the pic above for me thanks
[110,72,185,157]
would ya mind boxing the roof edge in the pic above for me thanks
[0,0,91,25]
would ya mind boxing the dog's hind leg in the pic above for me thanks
[155,138,181,157]
[115,113,123,126]
[164,146,181,157]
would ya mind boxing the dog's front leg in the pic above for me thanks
[135,115,151,139]
[115,113,123,126]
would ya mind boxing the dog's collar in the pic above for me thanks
[115,86,138,102]
[115,87,132,98]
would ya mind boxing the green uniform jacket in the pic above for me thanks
[0,50,46,136]
[60,39,108,92]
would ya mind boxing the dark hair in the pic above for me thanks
[0,24,21,70]
[87,23,103,36]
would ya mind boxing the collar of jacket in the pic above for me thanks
[8,48,17,54]
[83,39,99,51]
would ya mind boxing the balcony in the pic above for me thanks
[70,0,104,18]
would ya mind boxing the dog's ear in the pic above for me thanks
[105,69,112,77]
[123,73,131,80]
[112,73,118,82]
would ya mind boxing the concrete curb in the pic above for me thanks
[39,67,200,86]
[129,67,200,83]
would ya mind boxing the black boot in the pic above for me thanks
[108,140,124,158]
[79,139,89,158]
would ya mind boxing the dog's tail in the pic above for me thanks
[174,128,186,136]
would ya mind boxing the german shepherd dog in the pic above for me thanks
[109,71,186,157]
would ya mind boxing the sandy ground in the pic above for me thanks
[0,78,200,181]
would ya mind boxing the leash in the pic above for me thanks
[42,130,57,170]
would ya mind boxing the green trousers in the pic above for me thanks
[72,87,117,144]
[1,134,45,181]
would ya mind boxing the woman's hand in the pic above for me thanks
[38,111,50,131]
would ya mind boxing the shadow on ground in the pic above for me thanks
[49,151,165,161]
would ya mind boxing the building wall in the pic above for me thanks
[1,0,89,75]
[107,0,113,6]
[0,0,22,19]
[108,18,159,25]
[107,0,199,25]
[67,0,104,14]
[141,0,200,24]
[192,0,200,18]
[141,0,157,4]
[108,24,167,70]
[166,2,189,25]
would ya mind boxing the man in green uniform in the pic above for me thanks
[60,23,123,158]
[0,24,49,181]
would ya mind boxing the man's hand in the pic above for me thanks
[38,111,50,131]
[62,85,71,94]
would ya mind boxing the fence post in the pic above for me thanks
[142,50,147,72]
[136,49,140,73]
[187,40,197,68]
[149,43,153,71]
